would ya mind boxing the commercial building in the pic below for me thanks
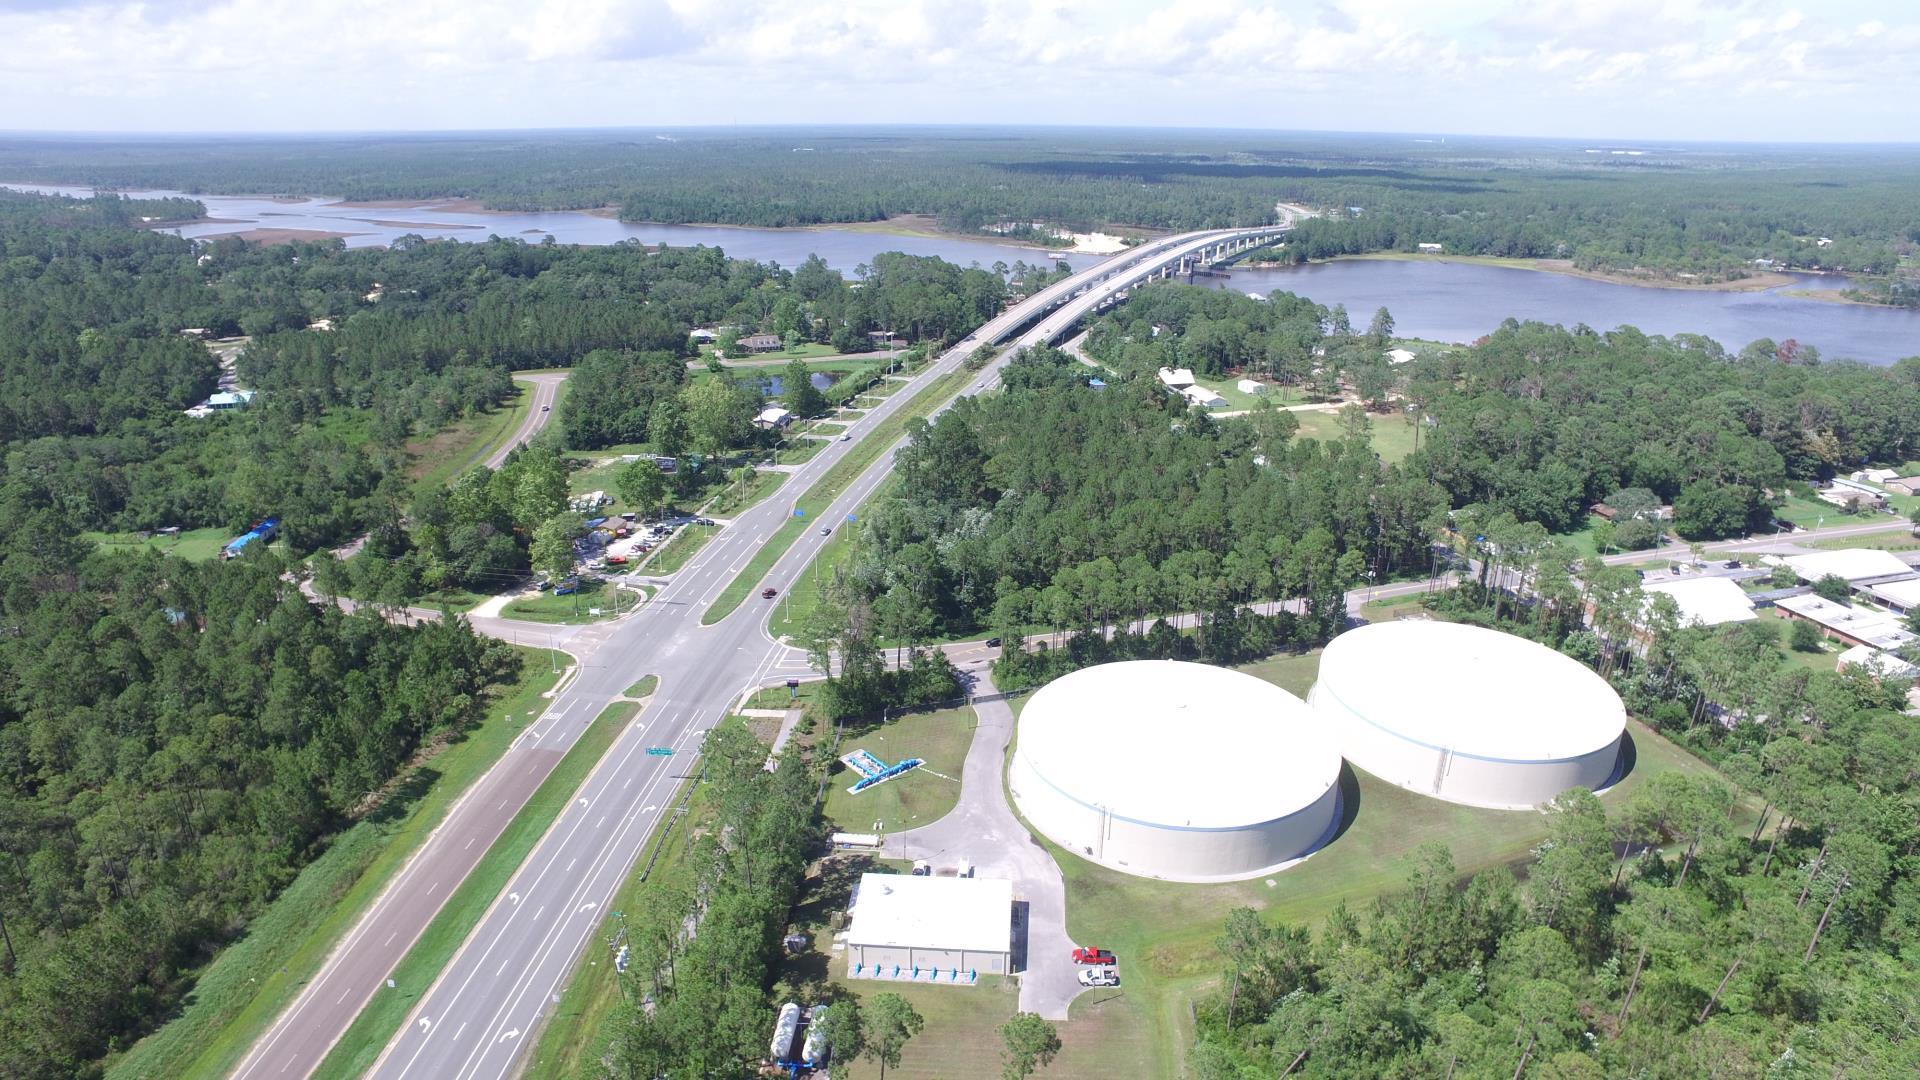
[1310,622,1627,810]
[1157,367,1195,388]
[1865,577,1920,615]
[1643,575,1757,627]
[1771,594,1915,650]
[1884,477,1920,497]
[845,874,1010,983]
[1836,644,1919,680]
[1009,660,1342,882]
[1783,549,1914,585]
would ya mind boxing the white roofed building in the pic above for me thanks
[1236,378,1267,394]
[1784,549,1915,585]
[753,406,795,430]
[1157,367,1195,388]
[1180,385,1228,408]
[845,874,1010,982]
[1643,576,1758,627]
[1773,594,1915,650]
[1836,644,1920,680]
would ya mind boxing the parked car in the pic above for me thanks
[762,587,779,599]
[1071,947,1116,966]
[606,555,628,566]
[554,579,581,596]
[1724,559,1742,569]
[696,517,716,526]
[1077,967,1120,988]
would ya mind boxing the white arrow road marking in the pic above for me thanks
[578,901,598,914]
[643,805,658,813]
[418,1018,431,1033]
[576,797,590,808]
[498,1029,520,1044]
[509,892,521,905]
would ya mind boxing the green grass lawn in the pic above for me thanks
[1773,493,1844,529]
[703,371,970,625]
[83,525,243,562]
[766,480,896,640]
[744,679,821,711]
[822,706,976,834]
[707,468,789,515]
[643,523,717,575]
[1189,376,1309,411]
[835,976,1156,1080]
[106,651,564,1080]
[312,700,640,1080]
[1355,592,1429,623]
[775,438,828,465]
[988,648,1759,1079]
[504,582,647,624]
[1804,527,1918,551]
[623,675,658,698]
[406,380,534,490]
[1755,608,1846,674]
[1288,407,1421,463]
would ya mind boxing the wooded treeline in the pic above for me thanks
[9,130,1916,282]
[0,544,518,1078]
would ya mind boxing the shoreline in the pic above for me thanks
[1332,252,1810,292]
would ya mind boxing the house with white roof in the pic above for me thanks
[1157,367,1195,389]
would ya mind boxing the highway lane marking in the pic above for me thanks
[465,837,475,850]
[337,987,352,1004]
[455,1022,467,1042]
[427,881,438,895]
[596,816,605,827]
[533,906,545,921]
[566,858,576,872]
[384,932,397,947]
[382,722,663,1077]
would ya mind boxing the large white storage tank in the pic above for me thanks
[1310,622,1626,809]
[1009,660,1342,882]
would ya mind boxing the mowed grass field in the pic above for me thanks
[83,525,246,562]
[1289,406,1421,463]
[823,706,976,835]
[106,651,565,1080]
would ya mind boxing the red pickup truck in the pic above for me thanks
[1071,947,1116,966]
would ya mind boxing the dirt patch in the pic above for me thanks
[223,227,365,245]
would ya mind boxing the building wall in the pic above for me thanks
[1009,752,1341,881]
[1311,684,1624,810]
[849,943,1006,976]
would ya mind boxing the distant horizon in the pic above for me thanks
[4,123,1920,152]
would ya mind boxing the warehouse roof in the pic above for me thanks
[1643,576,1757,627]
[1019,660,1338,830]
[1314,622,1625,763]
[846,874,1011,954]
[1784,549,1914,584]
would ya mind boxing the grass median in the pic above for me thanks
[702,370,969,626]
[767,475,896,641]
[106,650,565,1080]
[310,699,643,1080]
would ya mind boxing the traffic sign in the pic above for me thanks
[645,746,674,756]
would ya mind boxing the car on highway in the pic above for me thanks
[819,526,831,536]
[762,587,779,599]
[1077,966,1120,988]
[1072,947,1116,965]
[985,637,1002,648]
[542,404,550,411]
[839,433,851,441]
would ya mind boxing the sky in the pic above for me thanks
[4,0,1918,142]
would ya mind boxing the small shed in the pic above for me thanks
[1236,378,1267,394]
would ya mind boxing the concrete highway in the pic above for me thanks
[231,224,1287,1080]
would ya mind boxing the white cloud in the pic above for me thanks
[0,0,1914,139]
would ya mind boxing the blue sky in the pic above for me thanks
[3,0,1916,142]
